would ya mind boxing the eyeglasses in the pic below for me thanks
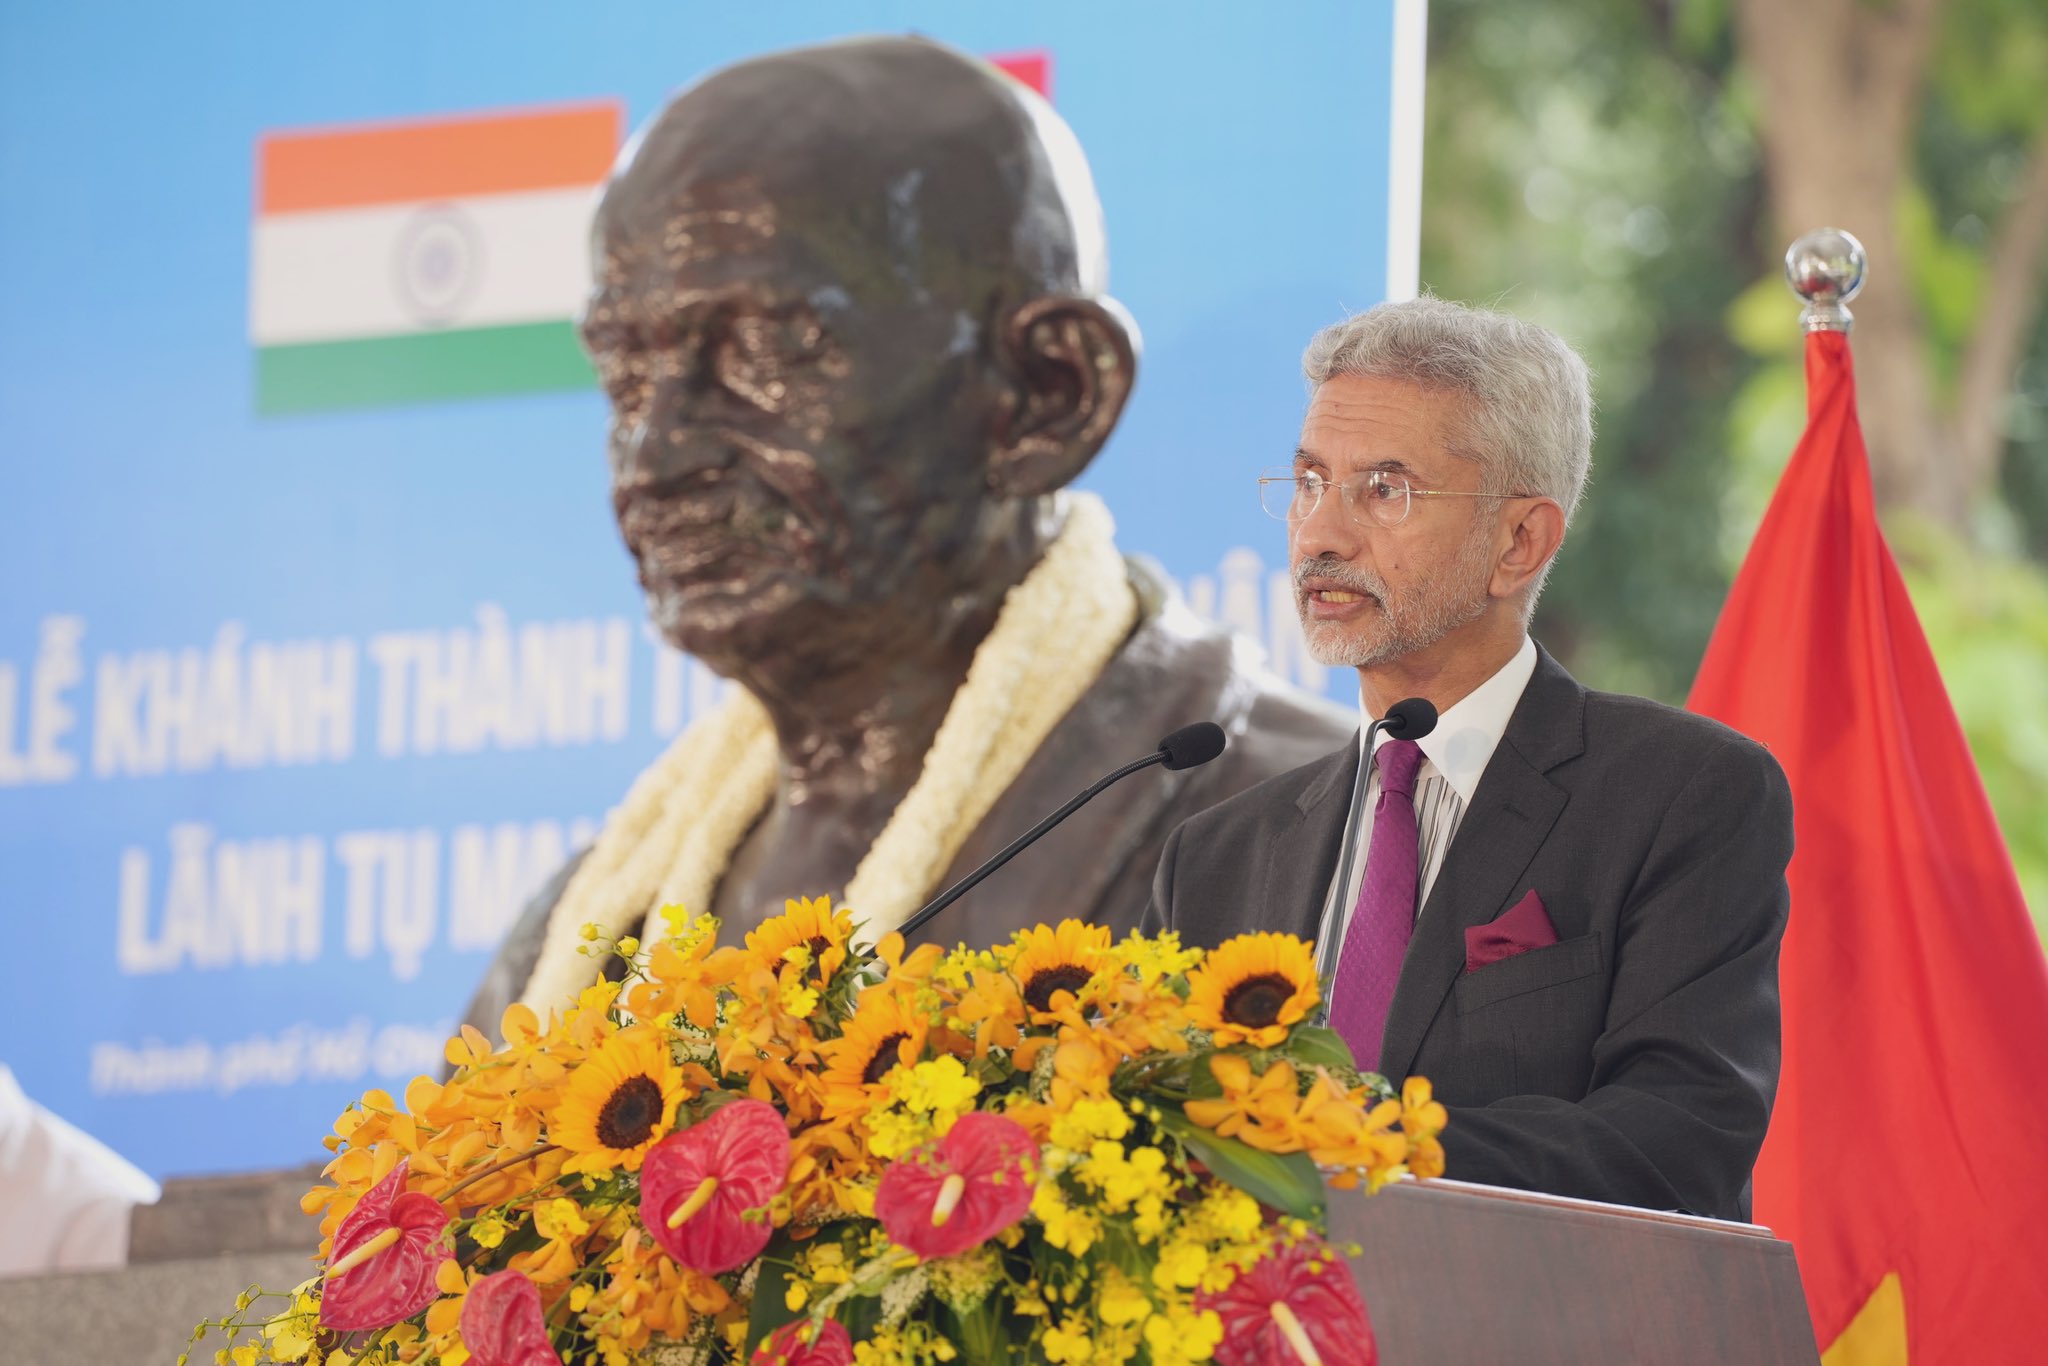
[1257,468,1537,528]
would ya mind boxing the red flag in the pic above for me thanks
[1688,329,2048,1360]
[988,51,1052,100]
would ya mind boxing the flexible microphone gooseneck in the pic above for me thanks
[1326,697,1442,937]
[892,722,1228,943]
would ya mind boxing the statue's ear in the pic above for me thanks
[987,295,1138,497]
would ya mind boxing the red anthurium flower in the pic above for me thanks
[319,1158,450,1332]
[640,1098,790,1274]
[459,1269,562,1366]
[873,1111,1038,1259]
[751,1318,853,1366]
[1198,1234,1377,1366]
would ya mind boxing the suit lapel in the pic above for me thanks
[1376,647,1585,1081]
[1254,739,1358,942]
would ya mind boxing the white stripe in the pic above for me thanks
[249,186,599,345]
[1314,764,1467,985]
[1383,0,1428,303]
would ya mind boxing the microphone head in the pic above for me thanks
[1158,721,1227,771]
[1381,697,1439,741]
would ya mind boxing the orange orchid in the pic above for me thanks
[627,925,724,1028]
[950,966,1027,1058]
[1185,1054,1309,1153]
[1299,1081,1410,1189]
[508,1196,592,1285]
[875,930,947,988]
[1401,1077,1449,1179]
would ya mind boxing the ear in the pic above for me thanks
[1489,496,1567,602]
[987,295,1138,497]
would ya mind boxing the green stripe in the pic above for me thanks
[255,320,594,415]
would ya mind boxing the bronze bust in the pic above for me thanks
[464,35,1347,1031]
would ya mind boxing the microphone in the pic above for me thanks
[1370,696,1439,748]
[893,722,1228,943]
[1158,720,1228,770]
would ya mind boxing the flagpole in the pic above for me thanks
[1783,227,1866,333]
[1693,220,2048,1361]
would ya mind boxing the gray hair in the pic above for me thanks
[1301,296,1595,530]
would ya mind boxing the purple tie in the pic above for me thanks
[1329,738,1425,1071]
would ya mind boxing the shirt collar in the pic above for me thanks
[1358,635,1538,805]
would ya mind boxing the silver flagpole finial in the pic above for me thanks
[1784,228,1867,333]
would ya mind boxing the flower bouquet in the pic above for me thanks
[191,900,1445,1366]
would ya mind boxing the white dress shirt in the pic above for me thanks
[1314,636,1539,987]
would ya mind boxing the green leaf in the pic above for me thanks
[1119,1052,1199,1102]
[1027,1042,1058,1102]
[688,1089,744,1123]
[1153,1109,1327,1222]
[1095,1221,1150,1282]
[1280,1027,1356,1072]
[938,1298,1011,1365]
[743,1231,804,1356]
[1184,1053,1223,1101]
[838,1292,884,1342]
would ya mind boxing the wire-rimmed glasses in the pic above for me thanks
[1258,468,1536,528]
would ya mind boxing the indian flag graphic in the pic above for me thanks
[249,101,622,415]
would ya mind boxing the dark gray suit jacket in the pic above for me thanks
[1146,644,1792,1222]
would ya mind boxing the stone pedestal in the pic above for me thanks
[0,1166,319,1366]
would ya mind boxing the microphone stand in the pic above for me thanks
[1322,699,1438,969]
[893,750,1172,944]
[1325,716,1397,953]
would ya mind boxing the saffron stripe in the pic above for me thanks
[257,103,621,215]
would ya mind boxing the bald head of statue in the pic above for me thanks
[579,37,1138,680]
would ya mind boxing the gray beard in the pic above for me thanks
[1295,532,1495,669]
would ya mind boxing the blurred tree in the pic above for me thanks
[1420,0,1759,700]
[1738,0,2048,535]
[1420,0,2048,928]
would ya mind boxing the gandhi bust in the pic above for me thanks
[464,36,1347,1030]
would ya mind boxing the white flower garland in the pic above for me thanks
[519,492,1137,1013]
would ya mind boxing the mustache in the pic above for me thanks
[613,431,842,565]
[615,486,831,592]
[1293,557,1388,599]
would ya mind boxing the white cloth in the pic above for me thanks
[0,1066,159,1276]
[1313,636,1539,984]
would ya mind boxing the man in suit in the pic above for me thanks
[1149,297,1793,1222]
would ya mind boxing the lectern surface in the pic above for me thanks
[1334,1179,1821,1364]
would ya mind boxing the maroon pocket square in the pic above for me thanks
[1464,889,1560,972]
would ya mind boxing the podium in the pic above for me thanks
[0,1172,1820,1365]
[1334,1179,1820,1363]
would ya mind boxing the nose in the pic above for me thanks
[1289,480,1366,566]
[611,368,708,489]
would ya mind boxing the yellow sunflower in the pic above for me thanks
[1185,932,1320,1048]
[550,1026,688,1174]
[1005,920,1111,1017]
[819,989,929,1119]
[744,895,855,983]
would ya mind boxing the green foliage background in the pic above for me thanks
[1420,0,2048,934]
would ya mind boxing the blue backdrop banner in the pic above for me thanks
[0,1,1422,1178]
